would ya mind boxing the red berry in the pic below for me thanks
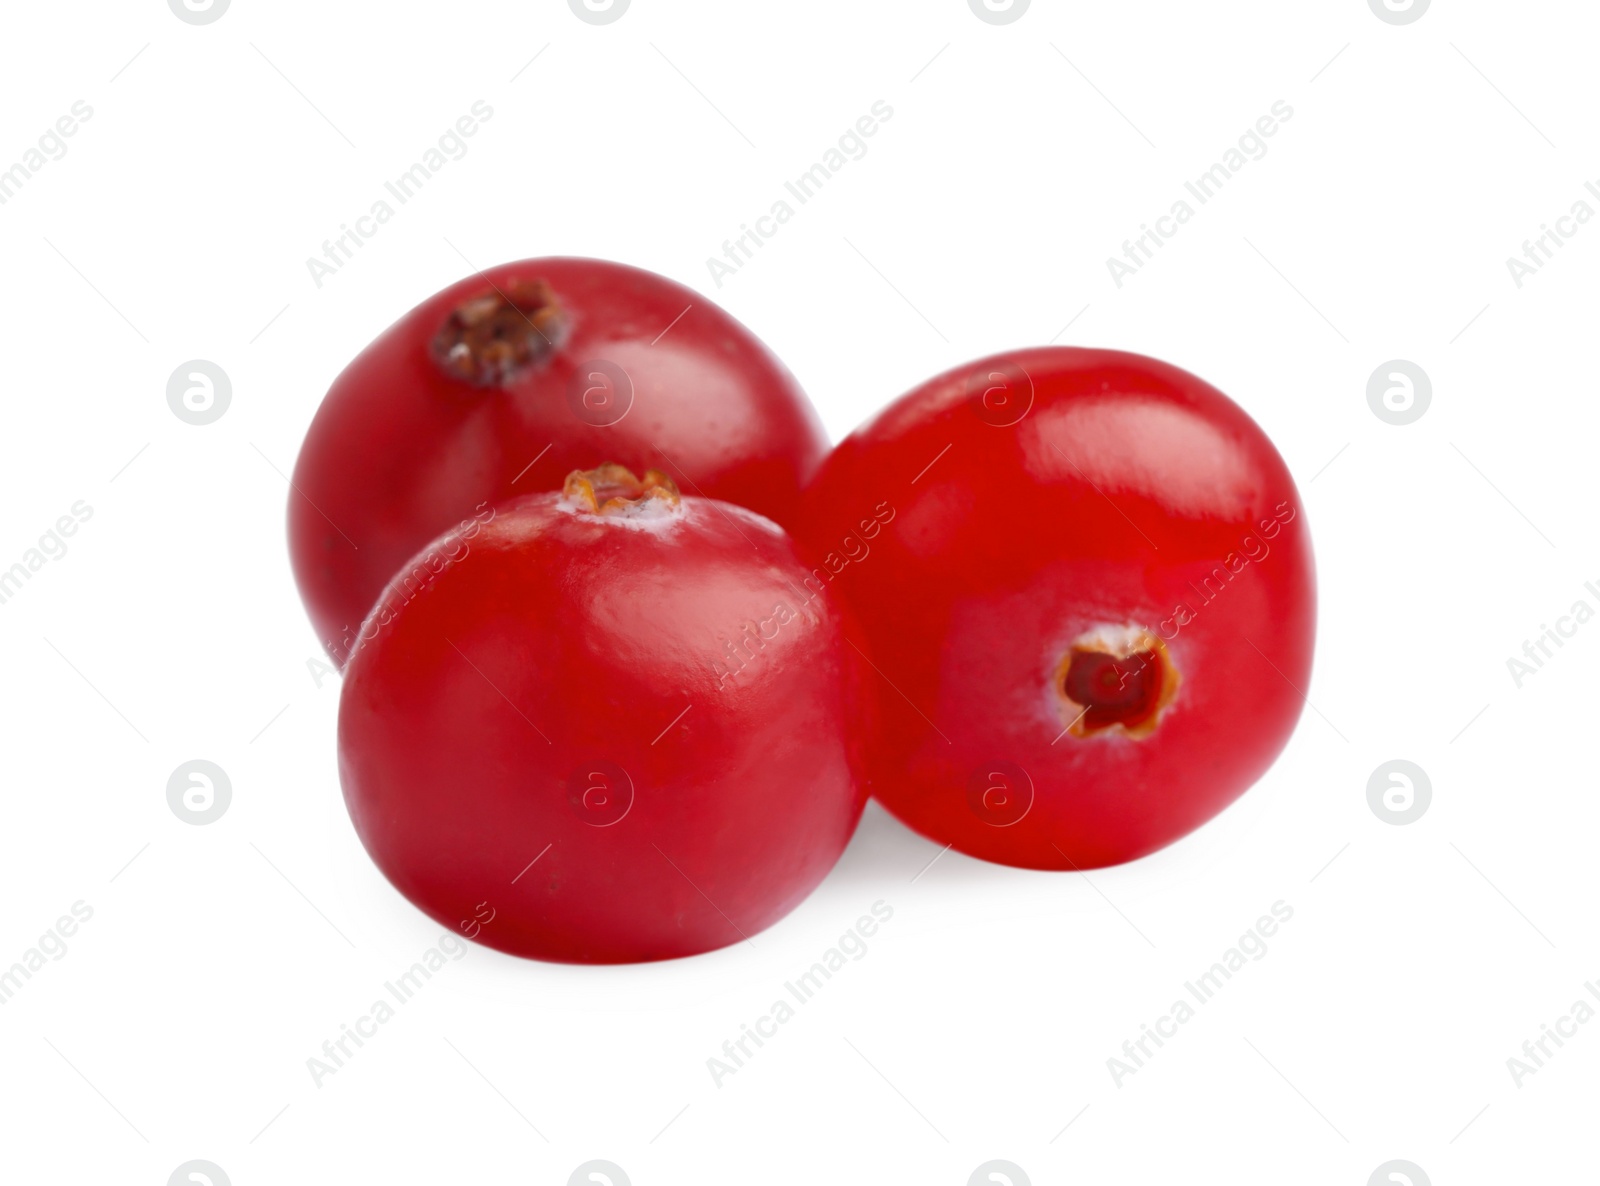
[797,348,1316,870]
[338,465,867,963]
[291,258,827,665]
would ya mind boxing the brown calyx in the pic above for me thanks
[1054,626,1180,739]
[562,464,682,517]
[431,278,567,386]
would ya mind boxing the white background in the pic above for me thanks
[1,1,1595,1182]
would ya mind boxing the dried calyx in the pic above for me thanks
[562,464,682,518]
[432,279,567,386]
[1055,626,1180,739]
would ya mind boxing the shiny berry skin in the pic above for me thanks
[797,347,1316,871]
[290,257,828,665]
[338,466,867,964]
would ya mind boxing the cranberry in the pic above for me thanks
[338,465,867,963]
[290,257,827,665]
[797,347,1316,870]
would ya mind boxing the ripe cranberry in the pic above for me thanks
[338,465,866,963]
[797,348,1316,870]
[290,257,827,665]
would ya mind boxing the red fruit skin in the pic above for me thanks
[796,347,1316,871]
[337,486,866,964]
[290,257,828,665]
